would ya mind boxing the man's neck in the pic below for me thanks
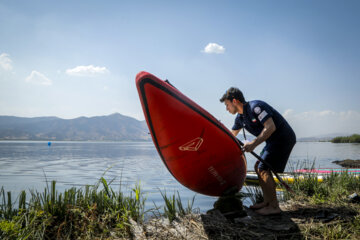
[237,102,245,114]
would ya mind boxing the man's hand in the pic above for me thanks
[243,140,257,152]
[242,118,276,153]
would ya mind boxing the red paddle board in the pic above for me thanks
[136,71,246,196]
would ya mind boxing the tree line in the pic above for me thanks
[331,134,360,143]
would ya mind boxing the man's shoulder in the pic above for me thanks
[235,113,242,120]
[248,100,270,110]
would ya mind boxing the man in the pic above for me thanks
[220,87,296,216]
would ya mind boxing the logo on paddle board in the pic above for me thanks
[208,166,226,186]
[179,137,203,151]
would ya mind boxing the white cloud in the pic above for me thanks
[282,109,360,138]
[66,65,109,77]
[25,71,52,86]
[283,109,294,118]
[0,53,13,71]
[203,43,225,54]
[319,110,336,116]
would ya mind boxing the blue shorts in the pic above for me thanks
[258,139,296,173]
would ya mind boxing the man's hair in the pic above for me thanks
[219,87,246,103]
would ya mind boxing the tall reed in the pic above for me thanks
[0,176,147,239]
[158,190,196,222]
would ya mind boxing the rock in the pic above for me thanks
[205,209,227,222]
[213,193,245,211]
[348,192,360,203]
[263,221,294,231]
[240,207,297,232]
[234,215,253,225]
[129,217,146,240]
[211,193,247,221]
[214,195,242,212]
[332,159,360,168]
[142,214,209,239]
[222,210,247,220]
[222,186,239,195]
[172,219,201,239]
[314,210,339,223]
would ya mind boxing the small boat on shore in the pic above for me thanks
[245,172,324,185]
[246,168,360,185]
[295,168,360,174]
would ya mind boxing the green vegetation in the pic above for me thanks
[247,159,360,239]
[2,168,360,239]
[0,178,146,239]
[156,191,196,222]
[331,134,360,143]
[281,171,360,239]
[0,176,198,240]
[283,171,360,204]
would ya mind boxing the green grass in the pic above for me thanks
[282,159,360,203]
[280,168,360,239]
[282,170,360,204]
[0,175,199,239]
[0,177,147,239]
[156,190,196,222]
[2,164,360,239]
[245,161,360,239]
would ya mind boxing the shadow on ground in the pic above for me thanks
[201,203,358,240]
[130,200,358,239]
[201,207,302,240]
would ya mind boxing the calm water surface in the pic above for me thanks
[0,141,359,212]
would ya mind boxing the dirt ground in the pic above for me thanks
[128,200,359,240]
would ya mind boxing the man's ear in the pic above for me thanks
[232,99,237,104]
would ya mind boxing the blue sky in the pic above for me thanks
[0,0,359,138]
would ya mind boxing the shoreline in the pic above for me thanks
[1,171,360,239]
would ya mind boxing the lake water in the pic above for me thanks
[0,141,359,212]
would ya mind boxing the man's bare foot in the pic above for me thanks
[255,205,281,216]
[250,202,268,209]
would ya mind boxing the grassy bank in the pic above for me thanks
[282,170,360,203]
[280,171,360,239]
[0,176,197,240]
[1,171,360,239]
[0,178,147,239]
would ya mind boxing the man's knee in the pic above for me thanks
[258,168,271,179]
[254,160,260,173]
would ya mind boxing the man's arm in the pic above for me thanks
[243,117,276,152]
[231,129,241,137]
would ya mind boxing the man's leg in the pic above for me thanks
[251,138,295,214]
[250,161,269,209]
[255,169,281,215]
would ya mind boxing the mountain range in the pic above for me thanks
[0,114,351,142]
[0,113,151,141]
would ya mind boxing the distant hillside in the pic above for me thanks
[297,136,333,142]
[331,134,360,143]
[0,113,151,141]
[297,133,354,142]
